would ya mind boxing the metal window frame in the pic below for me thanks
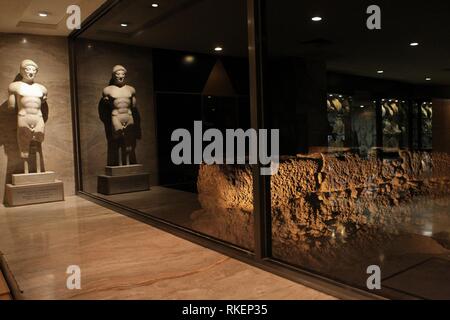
[68,0,395,300]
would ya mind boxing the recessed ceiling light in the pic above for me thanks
[410,42,419,47]
[311,16,322,22]
[183,55,195,64]
[214,46,223,52]
[38,12,48,17]
[152,3,159,8]
[425,77,431,81]
[377,70,384,74]
[120,23,128,27]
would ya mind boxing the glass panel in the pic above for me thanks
[264,0,450,298]
[74,0,252,250]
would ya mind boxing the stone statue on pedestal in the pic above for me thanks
[100,65,141,166]
[97,65,149,195]
[8,60,48,174]
[5,60,64,207]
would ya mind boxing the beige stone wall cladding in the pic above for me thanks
[196,151,450,250]
[0,34,75,203]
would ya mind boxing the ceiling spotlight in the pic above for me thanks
[311,16,322,22]
[410,42,419,47]
[377,70,384,74]
[152,3,159,8]
[426,77,432,81]
[38,12,48,17]
[120,23,128,27]
[214,46,223,52]
[183,55,195,64]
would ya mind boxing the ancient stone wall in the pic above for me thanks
[194,151,450,251]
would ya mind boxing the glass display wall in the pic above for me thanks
[71,0,450,299]
[264,0,450,299]
[73,0,253,250]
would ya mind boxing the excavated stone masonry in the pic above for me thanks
[193,151,450,261]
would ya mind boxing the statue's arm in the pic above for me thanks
[102,87,110,101]
[8,83,17,110]
[130,86,137,109]
[42,85,48,101]
[40,85,49,122]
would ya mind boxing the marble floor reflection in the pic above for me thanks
[0,197,334,300]
[93,186,201,227]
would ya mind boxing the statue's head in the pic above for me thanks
[20,59,39,83]
[112,65,127,86]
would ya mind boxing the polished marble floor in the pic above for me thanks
[0,196,334,300]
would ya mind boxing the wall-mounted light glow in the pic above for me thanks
[38,12,48,17]
[311,16,322,22]
[360,105,365,108]
[152,3,159,8]
[425,77,432,81]
[377,70,384,74]
[214,46,223,52]
[410,42,419,47]
[120,23,128,27]
[21,38,27,44]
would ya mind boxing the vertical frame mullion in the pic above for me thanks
[247,0,272,260]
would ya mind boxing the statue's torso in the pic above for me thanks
[107,85,133,116]
[15,82,44,117]
[105,85,135,131]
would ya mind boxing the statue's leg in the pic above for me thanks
[118,144,123,166]
[123,124,135,166]
[112,116,124,166]
[36,147,42,173]
[17,125,32,174]
[35,119,45,173]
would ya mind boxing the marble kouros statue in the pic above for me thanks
[100,65,141,166]
[97,66,149,195]
[8,59,48,174]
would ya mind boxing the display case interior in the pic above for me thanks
[73,0,252,250]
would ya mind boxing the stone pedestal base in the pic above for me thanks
[105,165,144,176]
[5,181,64,207]
[97,174,150,195]
[98,165,150,195]
[12,172,56,186]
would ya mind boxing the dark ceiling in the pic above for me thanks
[81,0,248,57]
[267,0,450,85]
[80,0,450,86]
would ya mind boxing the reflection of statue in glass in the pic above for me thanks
[421,103,433,149]
[99,65,141,166]
[327,96,349,148]
[382,102,402,148]
[8,60,48,174]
